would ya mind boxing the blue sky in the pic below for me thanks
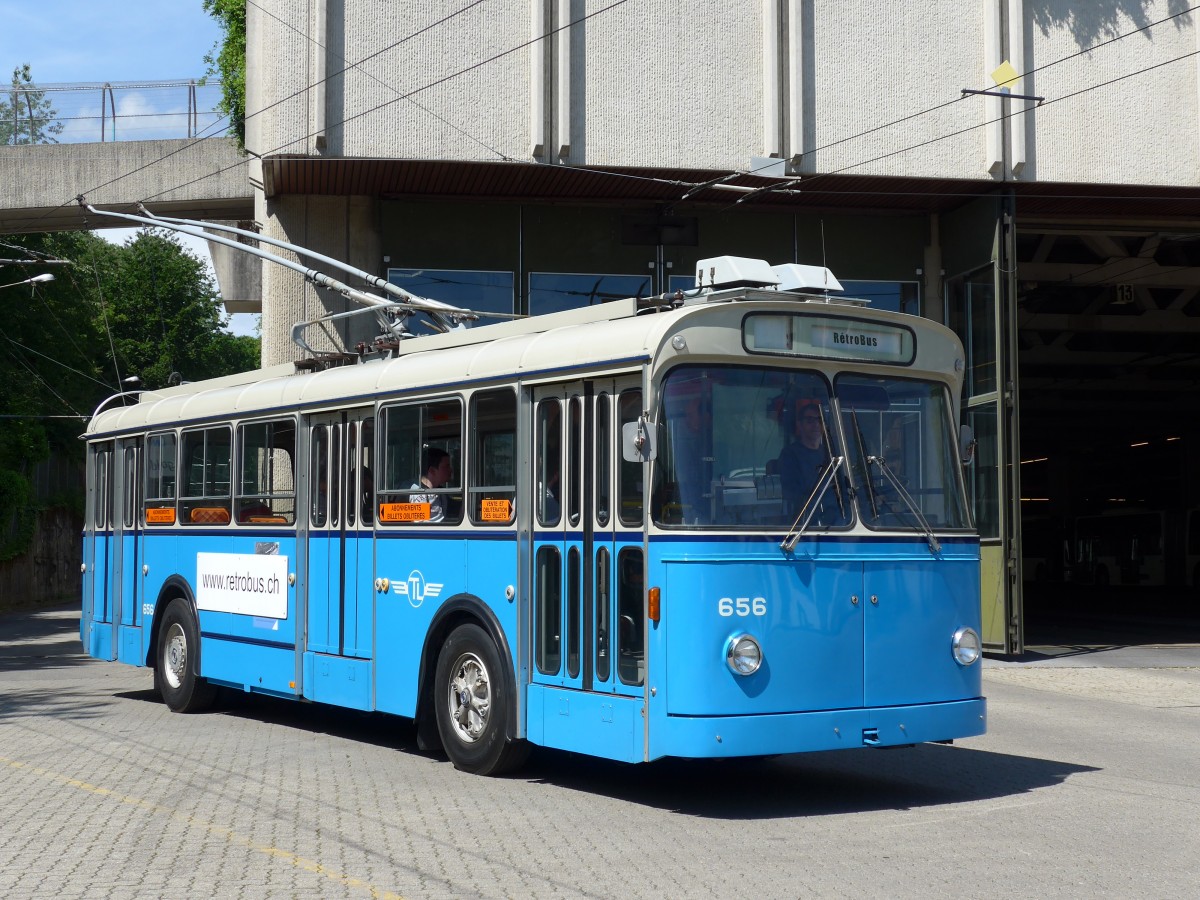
[1,1,221,83]
[2,1,257,336]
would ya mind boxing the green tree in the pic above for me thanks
[0,229,259,560]
[0,64,65,145]
[0,232,106,558]
[102,228,260,390]
[203,0,247,150]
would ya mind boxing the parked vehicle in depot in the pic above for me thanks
[1070,510,1168,588]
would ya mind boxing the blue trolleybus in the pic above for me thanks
[81,255,986,775]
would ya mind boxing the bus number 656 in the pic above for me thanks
[718,597,766,617]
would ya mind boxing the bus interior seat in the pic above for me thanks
[190,506,231,525]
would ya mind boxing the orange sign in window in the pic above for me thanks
[480,499,511,522]
[145,507,176,525]
[379,502,431,523]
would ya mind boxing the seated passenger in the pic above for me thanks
[408,448,453,523]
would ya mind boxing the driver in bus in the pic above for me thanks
[409,447,453,523]
[779,401,831,517]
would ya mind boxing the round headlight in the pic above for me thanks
[726,634,763,676]
[952,627,982,666]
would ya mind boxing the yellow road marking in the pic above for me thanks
[1,755,404,900]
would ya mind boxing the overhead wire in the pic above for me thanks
[32,0,505,226]
[26,1,1200,246]
[710,45,1200,213]
[140,0,635,204]
[793,3,1199,166]
[243,0,510,160]
[85,237,126,391]
[1,334,115,392]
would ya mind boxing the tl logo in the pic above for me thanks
[394,569,443,608]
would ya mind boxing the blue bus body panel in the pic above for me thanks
[303,652,373,710]
[527,685,642,763]
[139,531,179,664]
[663,558,865,714]
[116,528,142,665]
[89,532,114,660]
[862,557,982,705]
[647,535,984,761]
[305,530,372,661]
[306,529,340,655]
[374,531,518,718]
[134,530,300,696]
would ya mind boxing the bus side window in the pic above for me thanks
[123,447,137,529]
[360,418,375,525]
[618,390,643,526]
[145,432,177,526]
[596,393,611,527]
[92,444,113,530]
[180,426,232,525]
[236,419,296,525]
[536,399,562,526]
[617,547,644,686]
[379,399,462,525]
[595,546,611,683]
[536,545,561,675]
[469,389,516,525]
[310,425,328,527]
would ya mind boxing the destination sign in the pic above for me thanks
[744,313,913,364]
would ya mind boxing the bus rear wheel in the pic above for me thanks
[153,600,217,713]
[434,623,528,776]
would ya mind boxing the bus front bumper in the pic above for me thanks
[654,697,987,760]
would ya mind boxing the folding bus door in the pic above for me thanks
[114,437,144,666]
[529,379,645,762]
[303,409,375,710]
[83,441,115,660]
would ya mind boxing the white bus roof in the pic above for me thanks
[86,289,964,438]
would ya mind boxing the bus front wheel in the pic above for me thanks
[153,600,216,713]
[434,623,528,776]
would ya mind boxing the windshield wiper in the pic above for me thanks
[780,455,845,553]
[816,408,845,519]
[866,455,941,554]
[850,409,879,521]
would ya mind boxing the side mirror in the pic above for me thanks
[959,425,976,466]
[622,416,656,462]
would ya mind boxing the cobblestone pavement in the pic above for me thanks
[2,606,1198,899]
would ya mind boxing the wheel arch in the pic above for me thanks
[146,575,200,671]
[417,594,519,742]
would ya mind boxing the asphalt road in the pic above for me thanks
[2,606,1198,899]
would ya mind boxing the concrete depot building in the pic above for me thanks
[238,0,1200,654]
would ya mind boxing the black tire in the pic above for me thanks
[153,599,217,713]
[434,623,529,776]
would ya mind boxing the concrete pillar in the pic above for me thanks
[259,192,382,367]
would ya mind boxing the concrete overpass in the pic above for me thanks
[0,137,258,311]
[0,137,252,233]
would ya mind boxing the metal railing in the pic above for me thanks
[3,79,230,145]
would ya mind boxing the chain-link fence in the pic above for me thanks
[3,79,229,144]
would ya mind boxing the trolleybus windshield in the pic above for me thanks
[654,365,970,532]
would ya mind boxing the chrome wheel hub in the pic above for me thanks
[164,623,187,690]
[447,652,491,743]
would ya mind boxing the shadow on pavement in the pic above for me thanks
[0,684,115,723]
[515,744,1095,819]
[0,606,90,673]
[117,686,1091,820]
